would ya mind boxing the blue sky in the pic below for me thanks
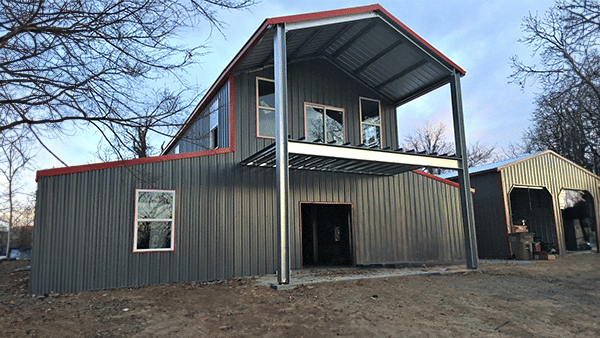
[30,0,556,184]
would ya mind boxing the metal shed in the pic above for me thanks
[466,151,600,258]
[31,5,477,294]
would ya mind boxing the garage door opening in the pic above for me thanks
[301,203,353,267]
[510,187,558,253]
[560,190,597,251]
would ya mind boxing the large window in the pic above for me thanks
[257,77,275,138]
[304,103,345,144]
[360,97,381,148]
[133,189,176,252]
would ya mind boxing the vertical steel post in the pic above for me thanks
[450,70,479,269]
[274,23,290,284]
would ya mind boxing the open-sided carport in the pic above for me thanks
[461,151,600,258]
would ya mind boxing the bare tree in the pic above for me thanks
[404,121,454,155]
[510,0,600,174]
[1,0,255,163]
[404,121,453,174]
[467,141,498,168]
[404,121,500,173]
[0,132,34,258]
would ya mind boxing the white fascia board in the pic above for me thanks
[288,142,460,170]
[285,12,378,32]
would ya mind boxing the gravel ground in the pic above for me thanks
[1,253,599,337]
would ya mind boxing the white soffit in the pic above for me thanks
[284,12,378,31]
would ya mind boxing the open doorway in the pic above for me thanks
[560,190,597,251]
[509,186,558,253]
[301,203,353,267]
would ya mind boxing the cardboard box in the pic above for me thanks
[534,252,556,260]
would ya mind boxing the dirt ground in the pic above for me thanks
[1,254,599,338]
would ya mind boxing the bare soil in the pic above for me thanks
[1,254,600,337]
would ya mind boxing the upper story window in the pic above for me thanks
[209,100,219,149]
[257,77,275,138]
[304,103,345,145]
[133,189,176,253]
[360,97,381,148]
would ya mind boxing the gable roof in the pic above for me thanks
[443,150,600,181]
[162,4,465,155]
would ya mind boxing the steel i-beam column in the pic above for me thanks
[274,23,290,284]
[450,70,479,269]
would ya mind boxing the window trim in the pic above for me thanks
[256,77,276,139]
[303,102,347,144]
[359,97,382,148]
[132,188,176,253]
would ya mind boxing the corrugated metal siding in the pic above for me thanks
[234,58,398,155]
[498,152,600,256]
[469,172,509,258]
[31,58,466,294]
[167,83,230,154]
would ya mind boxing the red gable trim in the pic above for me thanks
[412,169,475,193]
[267,4,381,25]
[374,6,466,76]
[267,4,465,76]
[161,21,269,155]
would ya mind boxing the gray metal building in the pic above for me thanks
[465,151,600,258]
[31,5,477,294]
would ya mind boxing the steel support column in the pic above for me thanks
[450,70,479,269]
[274,24,290,284]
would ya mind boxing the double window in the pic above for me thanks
[133,189,176,252]
[304,103,345,144]
[360,97,381,148]
[257,77,275,138]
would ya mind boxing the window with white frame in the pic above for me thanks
[133,189,176,252]
[360,97,381,148]
[256,77,275,138]
[304,103,345,144]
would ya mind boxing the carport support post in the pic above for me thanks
[274,23,290,284]
[450,70,479,269]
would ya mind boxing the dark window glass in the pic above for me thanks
[258,80,275,108]
[325,109,344,144]
[257,79,276,138]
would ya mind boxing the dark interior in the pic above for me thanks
[301,203,353,267]
[561,190,597,251]
[510,187,558,253]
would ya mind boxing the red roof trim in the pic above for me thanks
[267,4,465,76]
[374,6,466,75]
[164,5,465,153]
[267,4,381,25]
[412,169,475,193]
[161,20,269,155]
[36,147,234,181]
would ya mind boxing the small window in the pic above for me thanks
[360,98,381,148]
[257,77,275,138]
[133,189,176,252]
[304,103,345,144]
[209,100,219,149]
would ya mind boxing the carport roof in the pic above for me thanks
[238,4,465,105]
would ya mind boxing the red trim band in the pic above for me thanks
[36,147,234,181]
[412,169,475,193]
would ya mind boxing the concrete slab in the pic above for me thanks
[257,265,475,289]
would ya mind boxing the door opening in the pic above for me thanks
[509,187,558,253]
[301,203,353,267]
[560,190,597,251]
